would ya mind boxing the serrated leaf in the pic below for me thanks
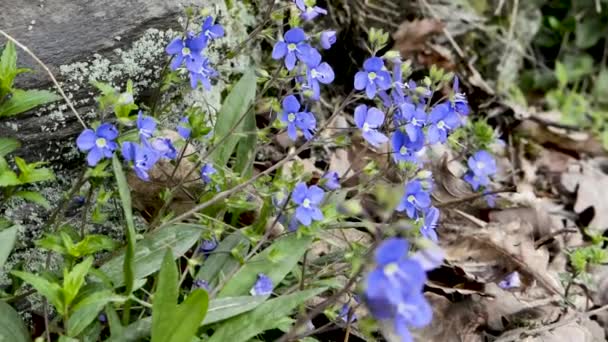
[211,70,256,167]
[112,155,136,294]
[0,138,20,157]
[207,288,325,342]
[13,191,50,209]
[0,225,19,268]
[219,233,313,298]
[99,224,201,288]
[0,300,31,342]
[11,270,65,314]
[0,89,60,118]
[196,231,250,287]
[67,290,126,337]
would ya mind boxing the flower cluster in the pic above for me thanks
[364,238,442,341]
[166,16,224,89]
[273,8,335,140]
[351,53,482,337]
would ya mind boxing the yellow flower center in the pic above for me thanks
[288,43,297,51]
[476,161,485,170]
[288,113,296,122]
[302,198,311,208]
[182,47,191,56]
[368,72,377,80]
[96,138,107,148]
[383,262,399,276]
[407,195,415,203]
[399,146,407,155]
[437,121,445,129]
[362,122,371,132]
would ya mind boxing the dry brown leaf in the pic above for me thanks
[560,159,608,233]
[516,119,606,157]
[431,155,475,204]
[441,220,562,296]
[392,19,455,70]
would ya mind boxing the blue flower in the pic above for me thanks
[136,111,156,140]
[305,51,335,100]
[198,237,218,257]
[166,32,207,72]
[250,273,273,296]
[463,150,496,191]
[467,150,496,177]
[201,16,224,43]
[354,57,392,99]
[427,102,461,144]
[292,182,324,226]
[451,76,469,116]
[121,141,160,181]
[391,58,406,104]
[149,138,177,159]
[294,0,327,21]
[193,279,210,291]
[76,123,119,166]
[280,95,317,140]
[338,303,357,323]
[272,28,316,70]
[396,180,431,219]
[498,272,521,289]
[189,57,218,90]
[322,171,340,190]
[483,190,496,207]
[420,207,439,242]
[394,102,426,142]
[363,238,432,342]
[177,117,191,139]
[354,105,388,147]
[200,163,216,184]
[320,30,337,49]
[391,130,423,164]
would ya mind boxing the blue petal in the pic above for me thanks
[96,123,118,140]
[287,123,297,140]
[365,107,385,127]
[166,37,183,55]
[87,147,104,166]
[272,41,287,60]
[307,185,325,204]
[365,82,377,99]
[250,273,273,296]
[121,141,136,162]
[354,72,368,90]
[285,51,297,70]
[170,54,184,70]
[375,70,392,90]
[295,206,312,226]
[315,62,334,84]
[282,95,300,113]
[354,105,367,129]
[285,27,306,43]
[375,238,408,265]
[363,130,388,147]
[363,57,383,72]
[76,129,96,151]
[292,182,308,204]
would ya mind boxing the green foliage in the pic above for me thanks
[151,250,209,342]
[569,245,608,274]
[210,70,257,171]
[196,231,250,288]
[0,225,19,268]
[0,300,31,342]
[37,230,117,258]
[112,155,136,295]
[92,80,138,122]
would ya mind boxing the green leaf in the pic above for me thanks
[14,157,54,184]
[594,69,608,104]
[0,225,19,268]
[233,96,257,177]
[0,300,31,342]
[0,138,20,157]
[151,250,179,341]
[575,16,605,49]
[11,270,65,314]
[211,70,256,167]
[99,224,201,288]
[207,288,325,342]
[202,295,268,325]
[554,61,568,89]
[152,250,209,342]
[112,155,136,294]
[105,305,124,337]
[196,231,250,287]
[67,290,126,337]
[63,257,94,308]
[219,233,313,297]
[0,89,61,118]
[13,191,50,209]
[0,169,21,187]
[0,41,17,96]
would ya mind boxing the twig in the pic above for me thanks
[494,304,608,342]
[0,29,87,129]
[507,0,519,42]
[534,228,579,248]
[435,186,515,208]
